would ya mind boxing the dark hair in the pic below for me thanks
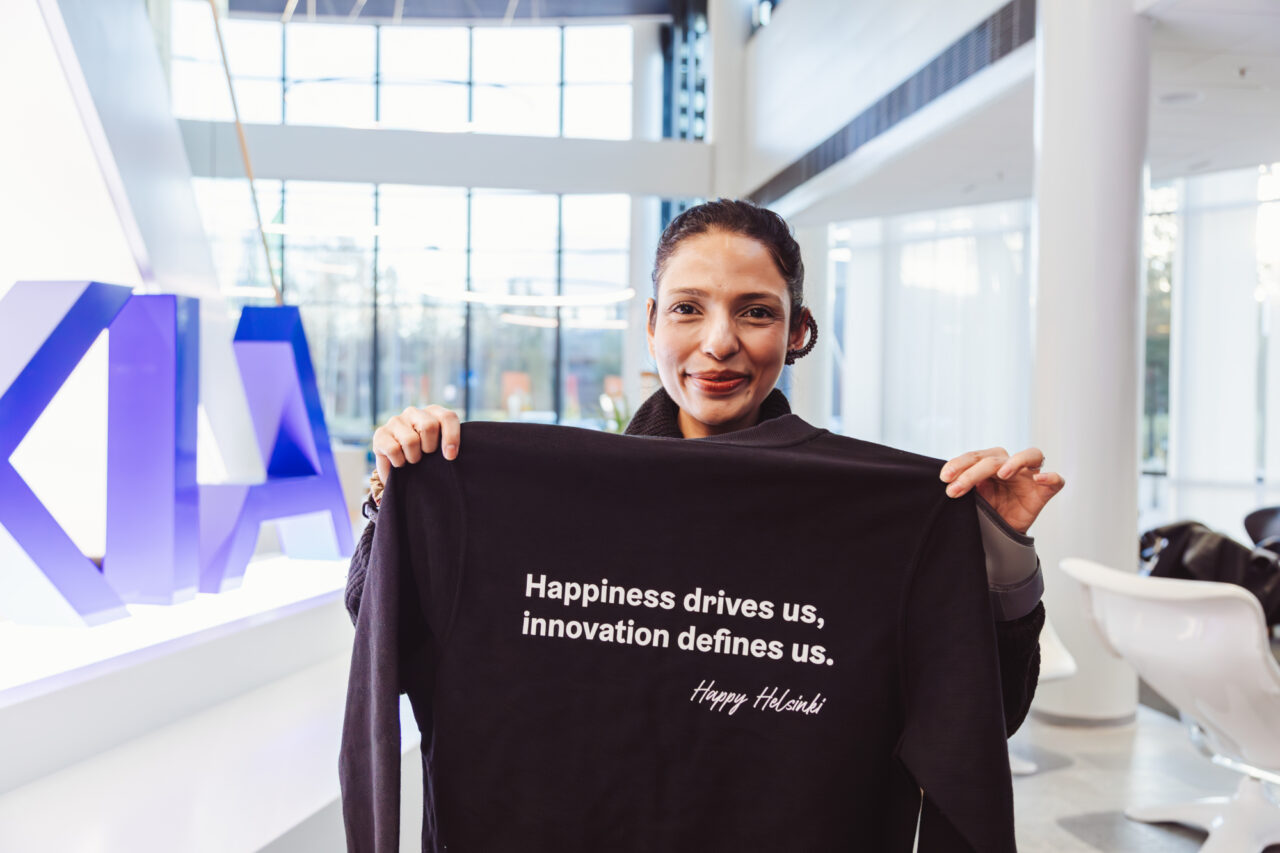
[649,198,806,330]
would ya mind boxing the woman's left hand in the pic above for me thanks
[939,447,1065,535]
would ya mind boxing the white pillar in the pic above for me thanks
[787,225,832,424]
[631,20,664,143]
[625,196,661,413]
[1030,0,1150,723]
[623,22,665,414]
[842,226,886,443]
[707,0,751,198]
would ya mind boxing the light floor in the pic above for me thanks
[1009,706,1280,852]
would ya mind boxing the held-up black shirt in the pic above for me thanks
[340,413,1020,851]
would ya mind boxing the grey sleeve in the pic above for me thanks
[339,483,408,852]
[344,495,380,625]
[975,494,1044,622]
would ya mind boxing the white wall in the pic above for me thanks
[739,0,1009,196]
[1159,165,1278,541]
[828,200,1033,458]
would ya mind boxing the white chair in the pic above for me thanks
[1009,615,1077,776]
[1059,557,1280,853]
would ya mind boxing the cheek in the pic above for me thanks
[651,322,693,361]
[745,328,789,361]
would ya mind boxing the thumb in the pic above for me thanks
[376,451,390,490]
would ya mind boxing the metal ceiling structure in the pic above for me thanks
[228,0,672,22]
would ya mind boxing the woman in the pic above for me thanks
[349,198,1063,735]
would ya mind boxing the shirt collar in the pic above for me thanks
[623,386,825,448]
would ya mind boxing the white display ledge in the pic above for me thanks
[0,655,421,852]
[0,553,424,851]
[0,556,355,793]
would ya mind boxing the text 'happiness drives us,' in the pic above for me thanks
[520,574,834,665]
[523,572,826,623]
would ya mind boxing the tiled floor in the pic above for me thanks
[1009,706,1280,852]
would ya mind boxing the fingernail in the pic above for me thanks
[939,468,950,482]
[945,484,958,497]
[444,444,457,460]
[997,467,1010,479]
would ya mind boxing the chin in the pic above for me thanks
[683,396,755,426]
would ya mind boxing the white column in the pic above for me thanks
[625,196,661,414]
[631,20,664,143]
[1030,0,1150,723]
[787,225,832,424]
[842,226,886,443]
[623,23,665,415]
[707,0,751,198]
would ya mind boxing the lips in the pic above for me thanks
[688,371,749,394]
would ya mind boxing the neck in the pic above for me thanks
[624,386,793,439]
[677,405,761,439]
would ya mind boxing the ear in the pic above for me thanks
[789,308,811,351]
[645,298,656,359]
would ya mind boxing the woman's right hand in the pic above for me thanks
[372,405,461,498]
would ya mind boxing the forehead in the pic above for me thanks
[659,230,787,301]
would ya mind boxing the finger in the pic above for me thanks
[996,447,1047,479]
[373,427,406,469]
[1033,471,1066,492]
[388,418,423,465]
[940,447,1009,483]
[946,455,1004,497]
[375,447,390,487]
[403,408,441,457]
[428,406,461,461]
[940,451,976,482]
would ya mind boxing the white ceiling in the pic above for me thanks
[784,0,1280,225]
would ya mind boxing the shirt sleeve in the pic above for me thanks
[897,492,1018,853]
[975,493,1044,622]
[995,601,1045,737]
[339,468,435,853]
[344,515,375,626]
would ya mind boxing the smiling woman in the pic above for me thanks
[353,198,1061,753]
[643,202,816,437]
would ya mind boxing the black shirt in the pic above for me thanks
[340,413,1020,851]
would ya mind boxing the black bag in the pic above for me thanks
[1140,520,1280,628]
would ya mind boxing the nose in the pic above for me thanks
[701,310,740,361]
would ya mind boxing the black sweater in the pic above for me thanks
[345,388,1045,736]
[341,395,1040,851]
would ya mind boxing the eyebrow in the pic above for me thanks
[666,288,784,303]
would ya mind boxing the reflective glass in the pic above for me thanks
[299,304,374,440]
[560,194,629,428]
[281,181,374,303]
[563,26,632,83]
[469,189,559,420]
[377,185,468,419]
[471,26,560,136]
[470,190,559,295]
[285,23,375,127]
[377,304,467,422]
[378,27,469,131]
[377,185,468,302]
[563,84,632,139]
[470,306,557,423]
[191,177,282,302]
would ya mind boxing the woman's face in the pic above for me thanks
[646,229,808,438]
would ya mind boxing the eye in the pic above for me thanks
[745,306,777,320]
[671,302,697,315]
